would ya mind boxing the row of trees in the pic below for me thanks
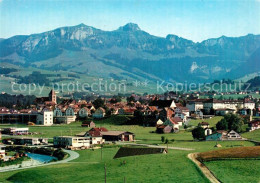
[0,93,36,109]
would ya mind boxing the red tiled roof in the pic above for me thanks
[172,117,182,123]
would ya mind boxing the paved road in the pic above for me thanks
[188,153,220,183]
[117,142,194,151]
[0,150,79,173]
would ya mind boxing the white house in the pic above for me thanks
[186,101,203,112]
[243,100,255,110]
[37,110,53,126]
[53,136,91,148]
[227,130,242,140]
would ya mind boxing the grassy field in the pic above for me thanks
[188,116,223,128]
[204,160,260,183]
[0,115,259,182]
[241,129,260,141]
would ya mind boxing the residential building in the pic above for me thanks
[53,136,91,148]
[186,100,204,112]
[36,110,53,126]
[227,130,242,140]
[78,107,90,118]
[93,107,105,118]
[248,119,260,131]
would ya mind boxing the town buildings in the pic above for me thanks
[53,136,91,149]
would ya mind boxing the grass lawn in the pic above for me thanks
[204,160,260,183]
[188,116,223,128]
[241,129,260,141]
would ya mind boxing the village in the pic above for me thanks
[0,89,259,160]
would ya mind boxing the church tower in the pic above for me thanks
[49,90,57,104]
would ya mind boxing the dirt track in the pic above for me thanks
[188,153,220,183]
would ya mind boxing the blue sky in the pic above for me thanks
[0,0,259,42]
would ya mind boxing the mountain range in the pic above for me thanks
[0,23,259,83]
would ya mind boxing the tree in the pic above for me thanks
[105,109,112,116]
[127,96,136,103]
[191,127,205,140]
[161,136,165,143]
[110,96,121,103]
[216,119,228,130]
[216,114,244,132]
[93,98,105,109]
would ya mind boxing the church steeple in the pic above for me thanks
[49,90,56,104]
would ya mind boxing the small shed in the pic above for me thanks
[81,121,95,128]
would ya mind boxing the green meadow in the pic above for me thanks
[204,160,260,183]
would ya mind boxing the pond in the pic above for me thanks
[26,153,57,163]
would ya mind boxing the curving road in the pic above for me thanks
[188,153,220,183]
[0,150,79,173]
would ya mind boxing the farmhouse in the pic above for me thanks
[227,130,242,140]
[248,119,260,131]
[81,121,95,128]
[156,125,173,133]
[101,131,135,141]
[163,118,180,130]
